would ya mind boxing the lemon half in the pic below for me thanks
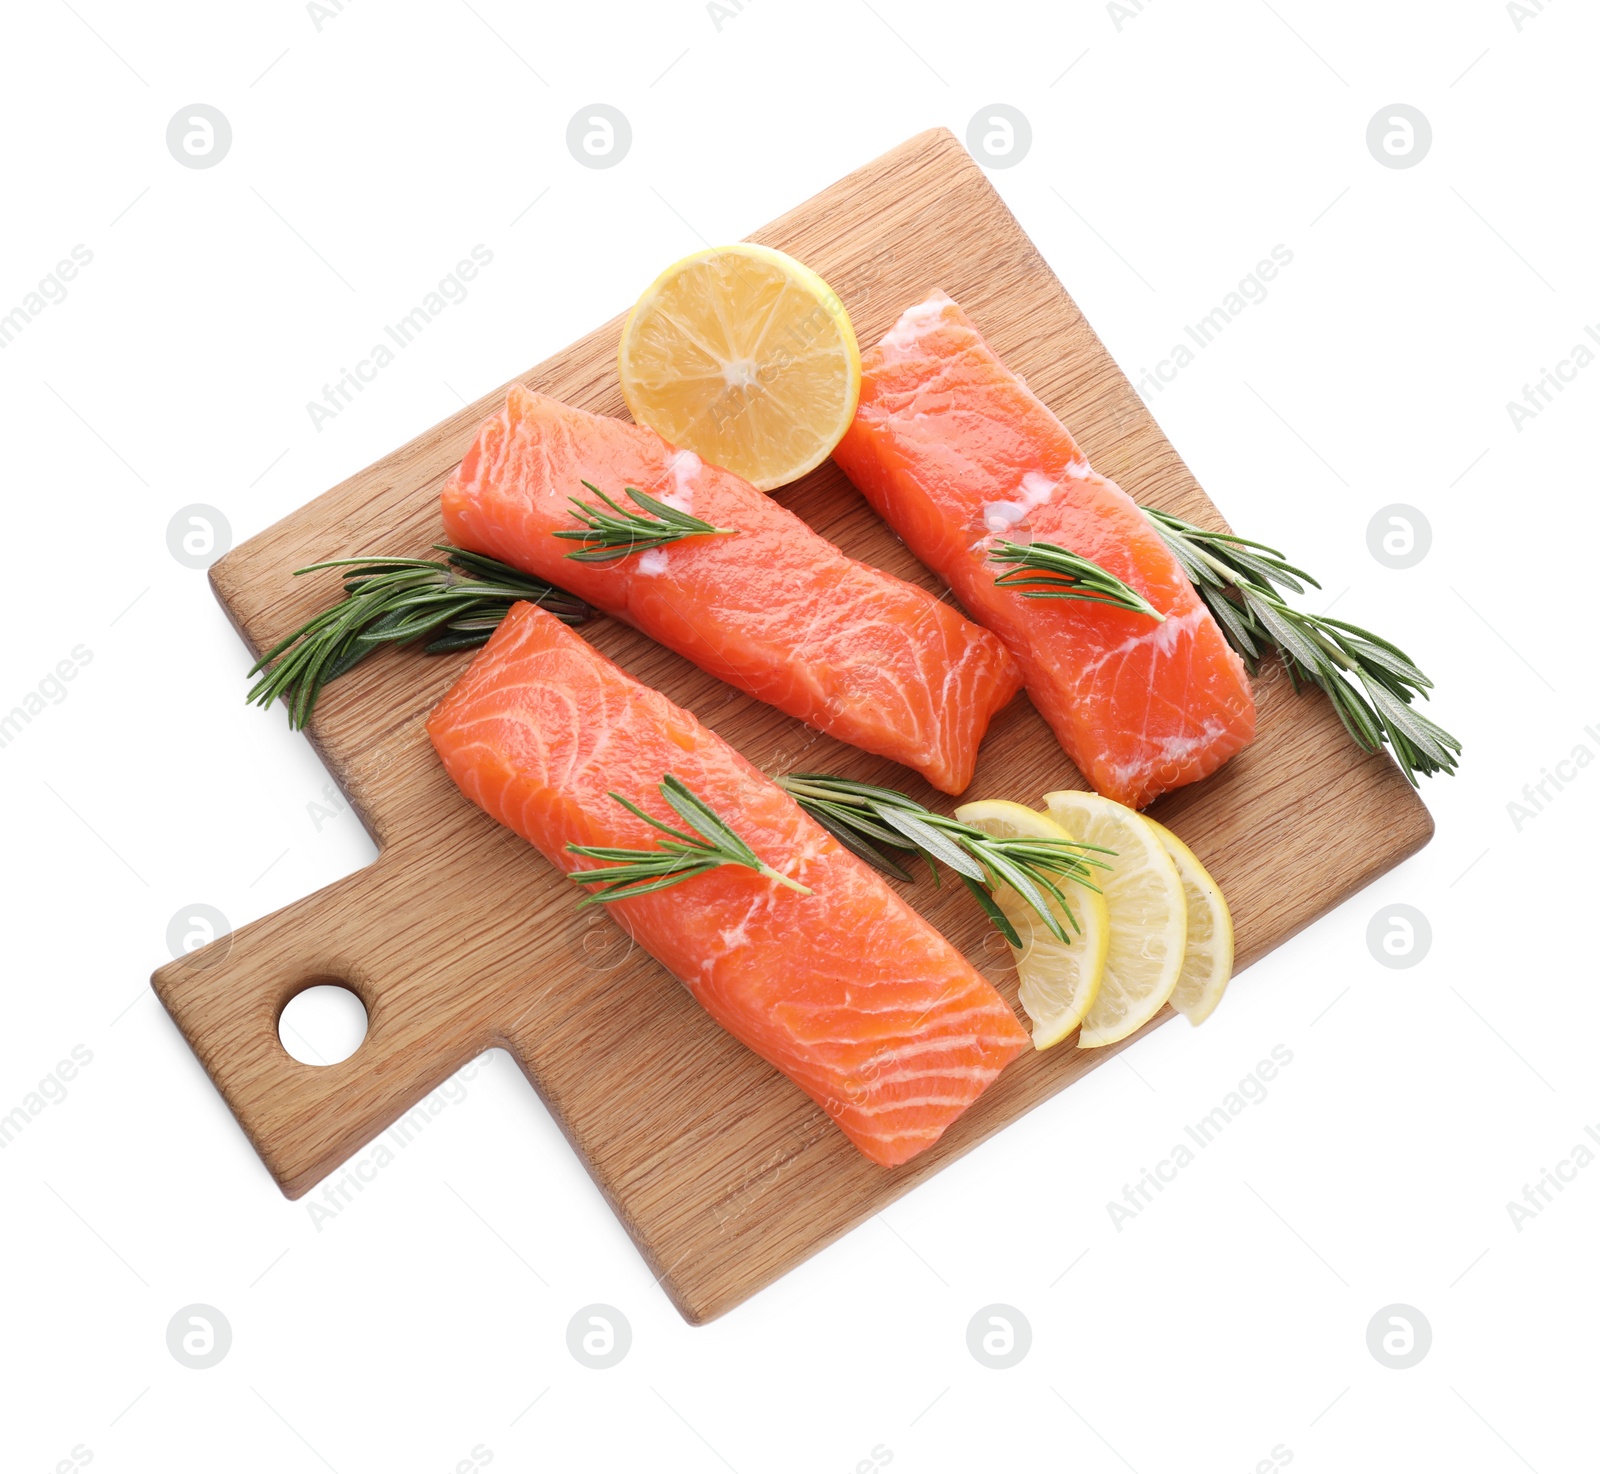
[1144,818,1235,1026]
[954,799,1110,1050]
[1042,791,1187,1049]
[618,244,861,491]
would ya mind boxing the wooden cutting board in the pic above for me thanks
[151,128,1432,1324]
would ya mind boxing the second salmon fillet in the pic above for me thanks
[833,292,1256,809]
[441,387,1022,795]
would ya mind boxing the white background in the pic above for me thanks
[2,1,1595,1470]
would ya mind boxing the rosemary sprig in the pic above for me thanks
[553,480,736,563]
[1141,506,1461,785]
[776,773,1112,948]
[246,545,588,730]
[990,538,1164,621]
[568,774,812,904]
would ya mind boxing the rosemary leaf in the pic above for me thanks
[554,481,736,563]
[874,806,989,884]
[800,801,918,884]
[1198,582,1265,665]
[959,872,1023,949]
[567,774,811,904]
[990,539,1164,620]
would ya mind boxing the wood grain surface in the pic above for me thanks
[150,128,1433,1324]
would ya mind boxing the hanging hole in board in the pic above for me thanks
[278,982,368,1066]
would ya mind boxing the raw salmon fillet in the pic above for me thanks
[426,602,1029,1168]
[440,387,1022,795]
[833,292,1256,809]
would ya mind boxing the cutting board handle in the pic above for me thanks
[151,853,498,1199]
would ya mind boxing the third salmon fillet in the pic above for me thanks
[427,603,1028,1167]
[833,292,1256,808]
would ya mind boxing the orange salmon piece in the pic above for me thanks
[833,292,1256,809]
[426,602,1029,1168]
[440,387,1022,795]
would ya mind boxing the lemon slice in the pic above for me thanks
[618,244,861,491]
[1042,791,1187,1049]
[1143,819,1235,1026]
[953,799,1110,1050]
